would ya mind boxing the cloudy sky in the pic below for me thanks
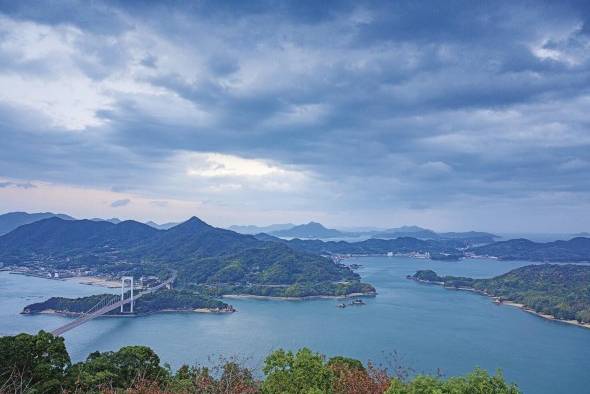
[1,0,589,232]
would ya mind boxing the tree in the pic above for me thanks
[262,348,333,394]
[169,359,258,394]
[385,368,520,394]
[67,345,169,391]
[327,356,365,372]
[0,331,70,394]
[329,360,390,394]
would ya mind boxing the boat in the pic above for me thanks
[350,299,365,305]
[337,303,346,308]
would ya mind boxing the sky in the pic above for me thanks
[0,0,589,232]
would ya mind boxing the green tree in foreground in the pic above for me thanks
[262,348,333,394]
[66,345,169,392]
[0,330,70,393]
[385,368,520,394]
[0,332,522,394]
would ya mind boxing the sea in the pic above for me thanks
[1,257,589,394]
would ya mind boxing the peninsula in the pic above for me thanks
[409,264,590,328]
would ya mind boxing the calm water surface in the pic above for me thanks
[1,257,589,394]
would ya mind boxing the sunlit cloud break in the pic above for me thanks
[0,0,589,232]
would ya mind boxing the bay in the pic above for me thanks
[1,257,589,393]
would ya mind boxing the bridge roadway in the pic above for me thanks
[50,271,177,336]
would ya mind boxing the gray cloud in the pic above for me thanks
[0,181,36,189]
[110,199,131,208]
[1,0,590,231]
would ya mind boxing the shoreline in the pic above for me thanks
[222,292,376,301]
[23,307,235,318]
[408,277,590,330]
[500,301,590,330]
[64,276,123,288]
[7,271,123,288]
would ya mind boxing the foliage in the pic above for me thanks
[66,345,169,392]
[329,360,390,394]
[22,289,233,316]
[169,358,258,394]
[385,368,519,394]
[0,217,373,297]
[261,348,333,394]
[198,281,376,298]
[0,330,70,393]
[469,237,590,262]
[0,332,521,394]
[412,264,590,323]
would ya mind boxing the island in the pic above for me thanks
[210,281,376,299]
[409,264,590,328]
[466,237,590,262]
[0,216,375,298]
[22,289,235,316]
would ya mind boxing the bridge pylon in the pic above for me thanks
[120,276,134,313]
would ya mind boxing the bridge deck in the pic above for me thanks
[50,272,176,336]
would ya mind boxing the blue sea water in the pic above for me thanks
[1,257,589,393]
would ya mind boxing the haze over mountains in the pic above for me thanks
[0,212,178,235]
[230,221,499,243]
[0,212,75,235]
[2,213,589,271]
[269,222,347,239]
[1,212,587,246]
[228,223,295,235]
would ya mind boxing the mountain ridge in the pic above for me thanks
[270,222,345,239]
[0,211,75,235]
[0,216,373,297]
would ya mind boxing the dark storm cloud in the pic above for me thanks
[1,0,590,229]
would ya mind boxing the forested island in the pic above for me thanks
[256,233,590,262]
[410,264,590,327]
[22,289,235,316]
[0,217,375,298]
[467,237,590,262]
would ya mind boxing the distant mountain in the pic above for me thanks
[384,225,431,234]
[145,221,179,230]
[255,234,465,257]
[229,223,295,235]
[255,233,590,263]
[437,231,499,243]
[0,217,373,297]
[468,237,590,262]
[0,211,75,235]
[0,217,158,257]
[91,217,122,224]
[270,222,346,239]
[372,226,498,244]
[373,226,438,239]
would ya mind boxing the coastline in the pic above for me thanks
[408,277,590,330]
[500,301,590,330]
[222,292,375,301]
[7,271,123,288]
[23,307,235,318]
[64,276,122,288]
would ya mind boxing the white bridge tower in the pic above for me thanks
[120,276,134,313]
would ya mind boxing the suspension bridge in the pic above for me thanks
[50,271,177,336]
